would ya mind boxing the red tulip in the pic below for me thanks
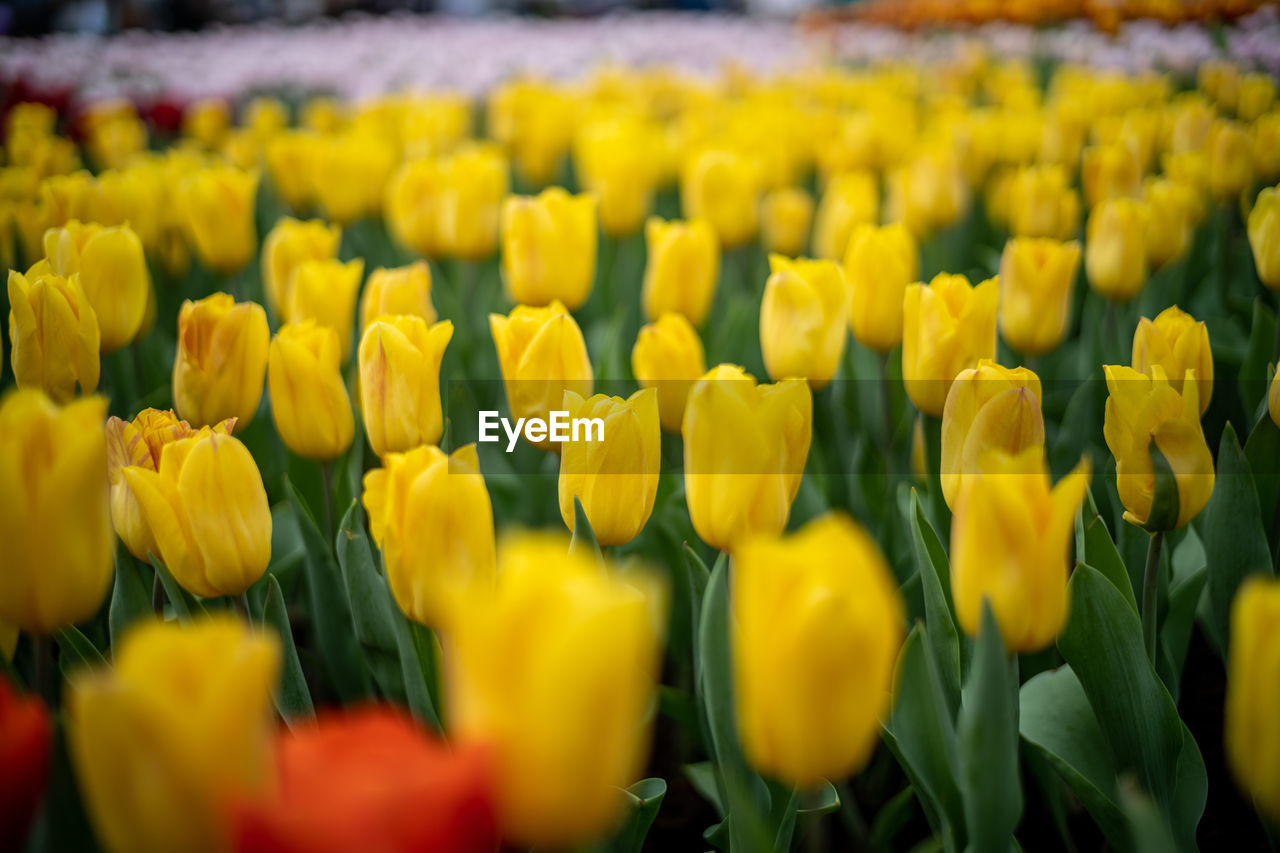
[0,679,52,849]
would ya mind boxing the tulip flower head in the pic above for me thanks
[902,272,1000,417]
[7,262,100,403]
[1131,305,1213,414]
[489,302,593,447]
[172,293,270,431]
[760,254,850,390]
[260,217,342,316]
[998,237,1080,356]
[1250,185,1280,291]
[641,216,720,327]
[759,186,814,257]
[501,187,597,311]
[631,312,707,433]
[844,222,919,353]
[43,220,149,352]
[360,261,437,337]
[1226,576,1280,823]
[268,322,355,461]
[358,316,454,458]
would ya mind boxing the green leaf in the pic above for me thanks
[1244,408,1280,538]
[885,625,965,850]
[259,573,314,723]
[54,627,107,675]
[1019,666,1127,849]
[379,554,442,731]
[150,554,205,622]
[108,556,153,651]
[285,478,371,703]
[908,490,961,712]
[595,778,667,853]
[1075,487,1139,611]
[797,781,840,816]
[1120,779,1180,853]
[683,761,724,817]
[334,501,406,702]
[1144,443,1181,534]
[569,496,601,558]
[1201,423,1274,652]
[1056,565,1205,849]
[958,602,1022,853]
[696,553,770,852]
[870,787,919,851]
[1239,298,1277,419]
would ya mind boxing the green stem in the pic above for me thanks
[34,635,54,706]
[876,349,894,451]
[152,566,166,614]
[233,592,252,625]
[320,459,335,548]
[1142,530,1165,664]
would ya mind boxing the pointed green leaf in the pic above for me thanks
[335,500,406,701]
[569,496,601,558]
[109,556,153,650]
[260,573,314,722]
[54,627,106,675]
[149,554,205,622]
[1239,298,1277,419]
[1244,406,1280,532]
[1075,487,1139,611]
[908,489,961,713]
[595,778,667,853]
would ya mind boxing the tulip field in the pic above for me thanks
[3,6,1280,852]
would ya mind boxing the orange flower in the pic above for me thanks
[0,680,50,851]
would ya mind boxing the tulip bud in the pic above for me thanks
[760,255,849,390]
[261,217,342,316]
[683,364,812,551]
[759,187,814,257]
[951,447,1090,652]
[1237,73,1277,122]
[358,316,453,458]
[446,533,666,848]
[1086,198,1149,303]
[812,172,878,260]
[1103,364,1215,531]
[886,147,970,237]
[182,98,230,149]
[501,187,597,311]
[123,427,272,597]
[385,158,443,257]
[0,390,111,634]
[177,164,259,274]
[268,322,355,461]
[1132,305,1213,414]
[1205,119,1254,202]
[1249,185,1280,291]
[1141,177,1194,269]
[43,221,149,352]
[844,222,918,353]
[734,512,903,788]
[309,133,397,225]
[1081,143,1141,207]
[434,143,509,260]
[573,117,662,237]
[363,444,496,628]
[902,273,999,417]
[641,217,719,328]
[106,409,234,561]
[229,707,499,853]
[940,360,1044,510]
[360,262,437,338]
[1226,576,1280,822]
[998,237,1080,356]
[7,263,100,403]
[173,293,270,430]
[284,257,364,363]
[681,148,760,249]
[489,302,593,446]
[1007,164,1080,239]
[68,616,279,853]
[266,131,319,212]
[1253,114,1280,184]
[558,388,660,546]
[0,679,50,849]
[631,312,707,434]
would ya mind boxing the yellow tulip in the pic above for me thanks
[43,221,150,352]
[631,312,707,434]
[951,447,1090,652]
[359,261,437,337]
[998,237,1080,356]
[573,117,662,237]
[358,316,453,458]
[363,443,496,629]
[683,364,811,551]
[1103,364,1215,531]
[886,146,970,237]
[940,359,1044,510]
[182,98,231,149]
[734,512,903,788]
[1081,143,1142,207]
[558,388,660,546]
[1132,305,1213,414]
[489,302,593,445]
[759,187,814,257]
[106,409,234,562]
[902,273,999,417]
[67,616,279,853]
[1226,576,1280,822]
[1237,73,1277,122]
[681,148,760,249]
[812,171,878,260]
[172,293,270,431]
[177,165,259,274]
[488,79,577,186]
[1086,198,1149,303]
[1253,114,1280,184]
[1249,185,1280,290]
[283,257,363,363]
[1141,177,1194,269]
[244,97,289,136]
[260,217,342,316]
[641,217,719,327]
[0,390,111,634]
[501,187,597,311]
[7,263,100,403]
[446,532,665,848]
[434,143,509,260]
[844,222,919,353]
[1007,164,1080,239]
[760,254,849,389]
[264,130,317,212]
[123,426,272,597]
[1204,119,1254,202]
[1271,369,1280,428]
[268,322,355,461]
[384,158,442,257]
[308,133,396,224]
